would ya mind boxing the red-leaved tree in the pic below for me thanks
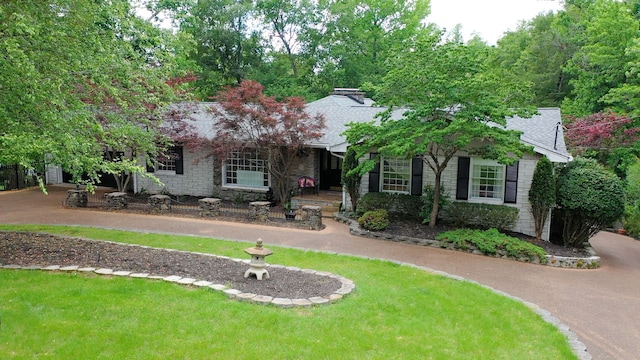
[565,111,640,175]
[204,80,325,203]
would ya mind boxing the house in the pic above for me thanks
[132,89,405,202]
[45,88,571,240]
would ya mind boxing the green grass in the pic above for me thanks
[0,225,576,359]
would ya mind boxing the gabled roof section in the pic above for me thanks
[305,93,405,150]
[506,108,572,163]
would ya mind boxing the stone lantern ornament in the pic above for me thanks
[244,238,273,280]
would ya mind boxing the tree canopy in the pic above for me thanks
[344,31,535,227]
[0,1,187,190]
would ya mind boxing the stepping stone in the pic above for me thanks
[60,266,79,271]
[112,271,132,277]
[95,268,113,275]
[130,273,150,278]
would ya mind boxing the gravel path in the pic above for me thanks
[0,231,343,299]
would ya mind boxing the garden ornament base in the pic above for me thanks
[244,239,273,280]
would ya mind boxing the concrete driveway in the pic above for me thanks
[1,186,639,359]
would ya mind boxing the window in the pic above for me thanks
[158,153,177,172]
[223,151,269,189]
[381,157,411,194]
[470,160,504,200]
[149,146,183,175]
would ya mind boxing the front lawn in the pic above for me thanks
[0,225,576,359]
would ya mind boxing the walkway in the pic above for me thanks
[1,186,639,360]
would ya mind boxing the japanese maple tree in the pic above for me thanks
[565,111,640,176]
[205,80,325,203]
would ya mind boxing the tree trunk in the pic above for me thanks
[429,172,443,228]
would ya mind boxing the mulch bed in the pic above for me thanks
[381,219,593,258]
[0,231,342,299]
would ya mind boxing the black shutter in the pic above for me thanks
[411,157,423,195]
[504,161,519,204]
[146,153,155,173]
[456,157,470,200]
[174,146,184,175]
[368,153,380,193]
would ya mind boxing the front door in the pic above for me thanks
[319,150,342,191]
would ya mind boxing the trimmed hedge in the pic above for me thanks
[358,209,390,231]
[356,192,422,221]
[439,202,519,232]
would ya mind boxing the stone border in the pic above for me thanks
[335,213,601,269]
[0,240,355,308]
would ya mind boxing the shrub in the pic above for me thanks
[436,228,547,263]
[358,209,390,231]
[356,192,422,220]
[341,147,361,213]
[420,184,450,224]
[395,194,423,221]
[528,156,556,240]
[624,204,640,237]
[439,202,519,232]
[556,157,625,248]
[357,193,393,215]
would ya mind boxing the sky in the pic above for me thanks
[427,0,564,44]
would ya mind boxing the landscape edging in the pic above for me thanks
[334,213,600,269]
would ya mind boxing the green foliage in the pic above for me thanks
[529,157,556,240]
[356,192,422,220]
[623,204,640,237]
[439,202,520,232]
[344,31,534,227]
[436,228,547,263]
[420,184,451,223]
[0,1,185,191]
[357,192,394,215]
[420,184,450,224]
[358,209,390,231]
[341,147,361,213]
[395,194,424,221]
[556,157,626,247]
[625,158,640,206]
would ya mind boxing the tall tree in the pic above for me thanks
[344,31,534,227]
[562,0,639,116]
[184,0,263,96]
[312,0,429,90]
[493,11,577,108]
[0,1,181,190]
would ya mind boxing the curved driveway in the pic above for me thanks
[1,186,639,360]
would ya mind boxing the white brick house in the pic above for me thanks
[45,89,571,240]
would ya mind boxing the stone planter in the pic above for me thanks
[301,205,322,230]
[199,198,222,217]
[65,189,88,208]
[149,194,171,213]
[105,192,127,210]
[248,201,271,222]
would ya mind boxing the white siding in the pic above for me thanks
[359,152,552,241]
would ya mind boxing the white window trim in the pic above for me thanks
[380,156,411,194]
[468,158,505,204]
[155,169,177,176]
[222,152,270,190]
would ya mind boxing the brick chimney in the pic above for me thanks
[330,88,366,104]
